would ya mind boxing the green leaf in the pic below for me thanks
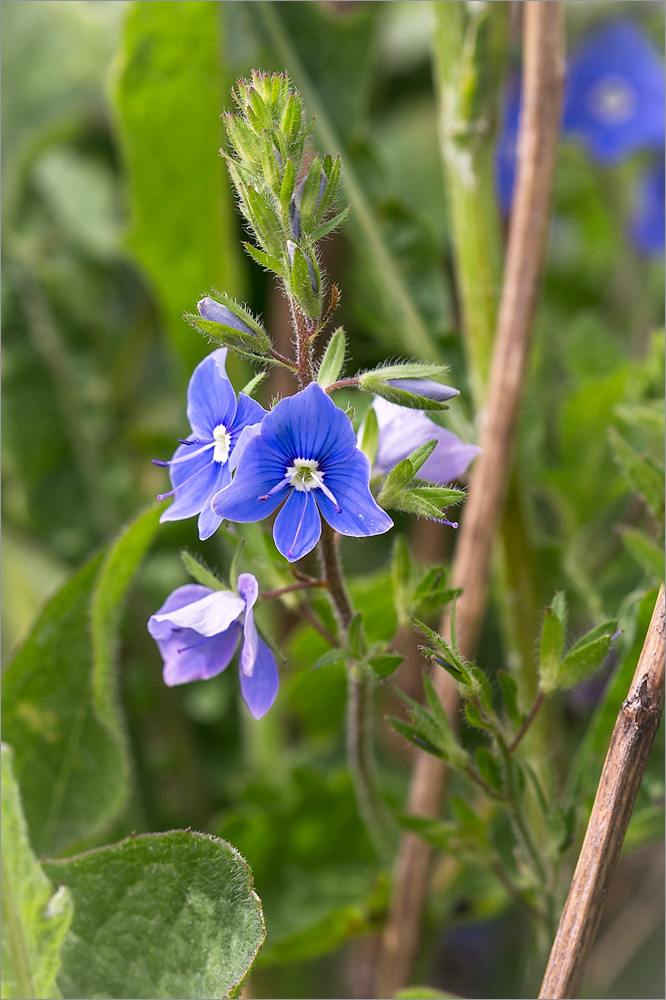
[1,744,73,1000]
[391,535,412,624]
[538,603,566,695]
[312,648,349,670]
[389,717,443,758]
[2,506,161,856]
[290,243,321,317]
[43,831,266,1000]
[367,653,403,679]
[497,671,522,727]
[243,241,285,276]
[245,184,283,251]
[111,1,241,379]
[395,814,457,852]
[475,747,504,795]
[347,613,366,659]
[608,425,665,522]
[552,633,615,693]
[422,675,469,768]
[317,327,347,387]
[619,526,665,581]
[464,700,494,732]
[412,618,472,686]
[404,439,438,477]
[181,550,226,591]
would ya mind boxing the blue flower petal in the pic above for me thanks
[197,462,231,540]
[148,584,213,640]
[159,441,218,522]
[238,635,279,719]
[231,393,266,443]
[186,349,238,438]
[151,589,245,636]
[161,625,240,686]
[237,573,260,676]
[273,489,322,561]
[262,382,357,466]
[317,450,393,538]
[211,435,291,522]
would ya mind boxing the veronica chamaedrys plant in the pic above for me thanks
[371,397,480,486]
[148,575,279,719]
[154,348,266,540]
[211,382,393,562]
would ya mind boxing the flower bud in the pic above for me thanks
[197,298,256,337]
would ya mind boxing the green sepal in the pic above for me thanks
[412,617,474,690]
[240,371,268,398]
[245,185,284,253]
[389,717,443,758]
[280,158,296,219]
[259,137,281,195]
[311,206,350,242]
[359,362,452,410]
[358,405,379,466]
[299,157,323,224]
[243,242,285,278]
[395,685,469,770]
[181,551,227,591]
[384,487,463,521]
[292,245,322,318]
[317,327,346,387]
[315,155,341,221]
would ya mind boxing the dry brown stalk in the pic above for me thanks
[374,4,565,995]
[539,584,665,1000]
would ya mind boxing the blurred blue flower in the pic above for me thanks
[372,398,480,485]
[495,75,521,214]
[155,349,266,540]
[631,154,665,255]
[563,19,665,163]
[211,382,393,562]
[148,575,279,719]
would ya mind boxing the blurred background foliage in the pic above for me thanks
[2,2,664,997]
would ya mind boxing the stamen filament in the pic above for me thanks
[157,457,215,500]
[259,476,292,501]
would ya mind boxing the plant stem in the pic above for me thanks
[318,522,393,862]
[260,579,326,600]
[507,691,545,753]
[539,584,665,1000]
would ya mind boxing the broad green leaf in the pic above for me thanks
[111,1,242,379]
[475,747,504,795]
[552,629,616,694]
[2,506,161,856]
[43,831,266,1000]
[358,403,379,465]
[317,327,347,387]
[312,648,349,671]
[608,425,665,523]
[1,744,73,1000]
[347,613,367,659]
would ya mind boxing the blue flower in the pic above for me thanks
[372,398,480,486]
[147,575,279,719]
[631,154,665,255]
[495,74,521,214]
[155,348,266,540]
[211,382,394,562]
[563,19,665,163]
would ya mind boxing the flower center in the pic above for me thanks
[588,75,637,124]
[287,458,323,492]
[212,424,231,463]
